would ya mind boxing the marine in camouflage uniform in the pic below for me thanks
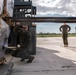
[59,23,71,47]
[11,25,34,63]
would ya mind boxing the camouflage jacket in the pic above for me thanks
[15,26,31,47]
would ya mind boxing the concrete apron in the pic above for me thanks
[10,44,76,75]
[0,62,14,75]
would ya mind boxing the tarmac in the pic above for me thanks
[6,37,76,75]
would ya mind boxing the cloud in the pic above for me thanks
[0,0,76,17]
[32,0,76,16]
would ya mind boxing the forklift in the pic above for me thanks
[5,0,76,55]
[2,0,76,55]
[6,0,37,55]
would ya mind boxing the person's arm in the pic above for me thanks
[14,25,23,34]
[68,26,71,32]
[59,26,62,32]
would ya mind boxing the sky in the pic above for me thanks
[32,0,76,16]
[32,0,76,33]
[0,0,76,33]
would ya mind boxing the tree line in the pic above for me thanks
[37,33,76,37]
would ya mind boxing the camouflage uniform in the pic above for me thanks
[59,24,71,46]
[11,26,31,59]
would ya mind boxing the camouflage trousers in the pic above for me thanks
[62,36,68,45]
[11,46,30,59]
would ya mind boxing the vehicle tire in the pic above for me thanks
[29,26,36,55]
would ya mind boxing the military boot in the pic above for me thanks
[27,56,34,63]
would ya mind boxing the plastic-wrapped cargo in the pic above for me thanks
[6,0,14,17]
[0,18,10,64]
[0,0,14,48]
[0,0,4,15]
[0,0,14,17]
[0,0,13,64]
[0,18,10,47]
